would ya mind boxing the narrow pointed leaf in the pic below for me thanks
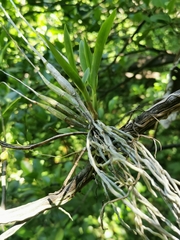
[79,40,87,72]
[82,68,90,84]
[41,35,93,109]
[84,38,92,69]
[64,25,77,72]
[90,10,116,90]
[79,39,92,72]
[41,35,84,92]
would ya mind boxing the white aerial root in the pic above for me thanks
[87,120,180,240]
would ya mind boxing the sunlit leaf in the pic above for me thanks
[82,67,90,84]
[89,10,116,91]
[79,39,92,72]
[41,35,85,92]
[79,40,87,72]
[41,35,93,108]
[151,0,167,7]
[150,13,171,23]
[167,0,176,13]
[21,160,33,175]
[84,39,92,70]
[64,25,77,73]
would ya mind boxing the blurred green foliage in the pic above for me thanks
[0,0,180,239]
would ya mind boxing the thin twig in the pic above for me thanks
[0,132,87,150]
[63,147,86,186]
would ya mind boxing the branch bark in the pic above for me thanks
[121,90,180,136]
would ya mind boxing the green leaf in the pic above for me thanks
[55,228,64,240]
[64,25,77,73]
[79,40,87,72]
[84,39,93,69]
[151,0,168,8]
[21,160,33,175]
[90,10,116,91]
[0,41,11,64]
[150,13,171,23]
[2,96,21,116]
[41,35,96,117]
[79,39,92,72]
[56,128,79,133]
[167,0,176,14]
[41,35,84,93]
[97,106,104,120]
[136,25,152,43]
[108,96,119,112]
[82,67,90,84]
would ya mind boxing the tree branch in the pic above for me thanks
[0,164,94,238]
[121,90,180,136]
[0,164,93,224]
